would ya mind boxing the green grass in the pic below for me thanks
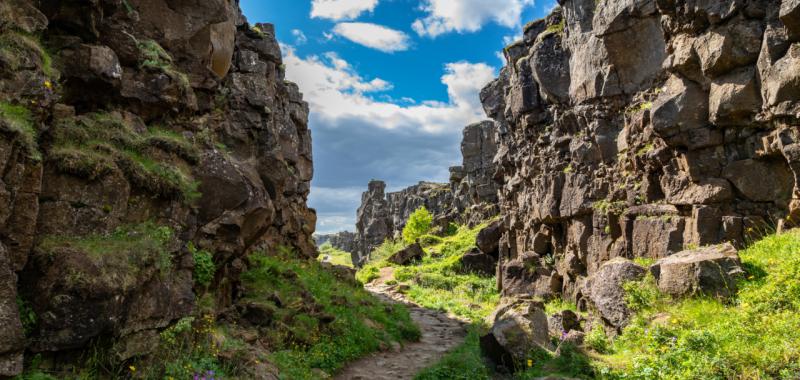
[415,328,492,380]
[0,32,56,78]
[137,39,190,87]
[317,242,353,267]
[242,248,420,379]
[544,297,579,315]
[356,239,406,284]
[38,222,174,287]
[0,102,39,160]
[595,230,800,379]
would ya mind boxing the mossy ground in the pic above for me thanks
[242,248,420,379]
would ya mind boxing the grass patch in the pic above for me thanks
[242,248,420,379]
[415,328,492,380]
[544,297,579,315]
[357,223,499,323]
[38,221,175,284]
[317,242,353,268]
[137,39,189,87]
[0,102,39,160]
[595,230,800,379]
[0,32,55,78]
[48,113,201,202]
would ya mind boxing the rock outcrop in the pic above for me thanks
[314,231,357,254]
[650,243,745,299]
[0,0,314,376]
[352,121,501,264]
[483,0,800,327]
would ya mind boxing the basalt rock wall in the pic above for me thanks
[0,0,314,375]
[353,121,501,265]
[484,0,800,307]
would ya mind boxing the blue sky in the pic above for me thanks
[241,0,556,233]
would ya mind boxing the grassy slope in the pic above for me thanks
[597,231,800,379]
[242,250,420,379]
[364,224,800,379]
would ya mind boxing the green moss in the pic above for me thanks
[0,102,39,160]
[592,200,627,215]
[242,248,420,379]
[543,19,566,36]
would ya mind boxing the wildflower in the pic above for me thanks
[44,80,52,89]
[129,365,136,372]
[527,359,533,367]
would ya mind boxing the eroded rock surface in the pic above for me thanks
[0,0,315,375]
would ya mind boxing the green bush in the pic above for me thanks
[585,325,609,354]
[402,206,433,244]
[188,243,216,288]
[419,234,444,247]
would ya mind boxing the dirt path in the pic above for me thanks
[335,275,469,380]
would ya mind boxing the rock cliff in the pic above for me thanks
[483,0,800,317]
[0,0,314,376]
[352,121,501,265]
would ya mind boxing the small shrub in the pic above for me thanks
[585,325,610,354]
[403,206,433,244]
[16,296,37,336]
[623,274,664,312]
[188,243,216,289]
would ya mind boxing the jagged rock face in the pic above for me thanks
[450,120,500,225]
[0,0,314,374]
[486,0,800,311]
[314,231,357,253]
[353,122,501,265]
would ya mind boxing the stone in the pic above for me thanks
[708,67,762,126]
[476,220,504,257]
[650,243,745,298]
[61,44,123,84]
[781,0,800,40]
[481,298,552,370]
[547,310,581,337]
[460,248,498,276]
[583,258,646,330]
[0,248,24,377]
[722,159,794,202]
[387,243,425,265]
[694,18,763,78]
[320,262,358,285]
[762,43,800,117]
[651,75,710,148]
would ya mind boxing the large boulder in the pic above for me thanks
[387,243,425,265]
[650,243,745,299]
[480,298,552,371]
[547,310,581,338]
[582,258,646,330]
[476,220,504,257]
[460,247,497,276]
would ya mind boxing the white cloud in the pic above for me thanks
[332,22,411,53]
[311,0,379,21]
[283,46,496,134]
[291,29,307,45]
[412,0,534,37]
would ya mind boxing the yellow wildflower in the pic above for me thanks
[129,365,136,372]
[44,80,52,89]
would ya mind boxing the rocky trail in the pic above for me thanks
[335,272,470,380]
